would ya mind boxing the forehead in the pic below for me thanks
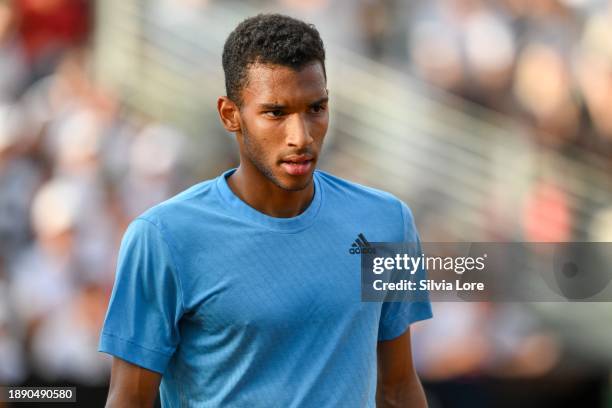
[240,62,327,106]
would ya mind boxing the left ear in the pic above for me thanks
[217,96,241,133]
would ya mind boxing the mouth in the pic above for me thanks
[280,155,315,176]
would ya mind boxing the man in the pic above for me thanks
[100,13,432,407]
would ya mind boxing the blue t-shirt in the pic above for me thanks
[99,169,432,407]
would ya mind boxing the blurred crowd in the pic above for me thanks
[0,0,611,406]
[400,0,612,156]
[0,0,195,389]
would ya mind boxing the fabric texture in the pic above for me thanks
[99,169,432,407]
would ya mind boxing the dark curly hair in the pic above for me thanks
[222,14,326,106]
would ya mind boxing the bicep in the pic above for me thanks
[106,357,162,408]
[377,328,415,383]
[377,329,429,407]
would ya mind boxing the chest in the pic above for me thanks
[181,231,377,333]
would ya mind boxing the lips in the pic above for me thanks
[280,155,314,176]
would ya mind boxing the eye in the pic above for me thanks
[265,109,284,118]
[310,104,327,114]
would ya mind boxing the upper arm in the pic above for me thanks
[377,329,429,407]
[106,357,162,408]
[99,219,184,373]
[377,328,416,384]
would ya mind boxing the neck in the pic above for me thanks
[227,164,315,218]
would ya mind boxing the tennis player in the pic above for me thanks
[99,13,432,407]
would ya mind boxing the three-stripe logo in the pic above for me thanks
[349,233,376,254]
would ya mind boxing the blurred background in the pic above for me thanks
[1,0,612,406]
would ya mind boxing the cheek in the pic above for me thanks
[250,116,284,140]
[243,119,281,160]
[309,114,329,141]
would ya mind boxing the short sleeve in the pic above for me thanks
[99,218,184,373]
[378,202,433,341]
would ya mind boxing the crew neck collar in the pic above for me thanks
[215,168,323,233]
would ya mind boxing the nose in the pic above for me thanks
[285,113,313,149]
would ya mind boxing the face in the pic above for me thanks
[230,61,329,191]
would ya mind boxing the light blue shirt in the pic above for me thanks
[99,169,432,407]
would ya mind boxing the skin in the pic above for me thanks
[105,61,427,407]
[377,330,429,408]
[218,61,329,218]
[105,358,160,408]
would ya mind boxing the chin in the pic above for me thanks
[276,174,314,192]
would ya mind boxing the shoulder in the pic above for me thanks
[316,170,411,213]
[136,178,218,228]
[118,178,221,267]
[315,170,418,240]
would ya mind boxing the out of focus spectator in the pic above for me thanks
[14,0,90,79]
[0,1,28,101]
[10,179,82,328]
[119,123,187,222]
[406,0,612,155]
[576,5,612,150]
[0,280,26,384]
[0,103,41,271]
[29,283,110,384]
[522,178,572,242]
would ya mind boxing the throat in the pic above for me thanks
[227,167,315,218]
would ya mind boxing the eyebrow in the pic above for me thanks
[258,96,329,110]
[309,96,329,107]
[259,103,285,110]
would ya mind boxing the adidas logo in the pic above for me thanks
[349,233,376,254]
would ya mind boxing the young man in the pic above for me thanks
[100,13,432,407]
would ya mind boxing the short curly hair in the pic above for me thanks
[222,14,326,106]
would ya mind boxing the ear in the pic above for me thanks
[217,96,241,132]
